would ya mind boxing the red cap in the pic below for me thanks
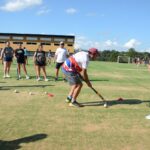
[88,48,99,56]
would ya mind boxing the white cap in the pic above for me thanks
[60,41,64,45]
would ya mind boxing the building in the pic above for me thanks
[0,33,75,54]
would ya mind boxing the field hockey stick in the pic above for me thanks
[90,86,108,107]
[78,74,107,105]
[90,87,106,103]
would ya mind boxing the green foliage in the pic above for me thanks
[127,48,137,57]
[99,48,150,62]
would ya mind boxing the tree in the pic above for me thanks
[110,50,119,62]
[127,48,137,58]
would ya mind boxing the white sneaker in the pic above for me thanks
[26,76,30,79]
[37,77,41,81]
[45,78,49,82]
[18,75,21,79]
[145,115,150,119]
[6,74,10,78]
[3,75,6,78]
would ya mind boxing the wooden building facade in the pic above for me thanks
[0,33,75,53]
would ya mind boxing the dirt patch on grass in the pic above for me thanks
[90,72,125,79]
[94,85,149,93]
[83,122,110,132]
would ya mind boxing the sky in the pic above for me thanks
[0,0,150,52]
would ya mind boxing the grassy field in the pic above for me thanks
[0,59,150,150]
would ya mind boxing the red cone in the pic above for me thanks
[48,93,54,97]
[117,97,123,101]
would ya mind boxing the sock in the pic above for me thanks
[67,95,72,100]
[71,98,76,103]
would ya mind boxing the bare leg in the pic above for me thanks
[41,66,47,80]
[68,83,83,101]
[3,61,7,77]
[22,63,28,75]
[7,61,12,76]
[36,65,40,78]
[55,68,59,79]
[17,63,21,76]
[26,57,28,65]
[72,83,83,101]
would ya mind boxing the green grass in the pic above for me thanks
[0,59,150,150]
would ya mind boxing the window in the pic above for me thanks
[0,36,10,40]
[26,37,38,41]
[67,44,73,46]
[13,42,23,44]
[54,43,60,46]
[27,42,37,45]
[40,37,51,41]
[41,42,51,45]
[0,41,5,43]
[54,38,65,42]
[12,36,24,40]
[67,38,74,42]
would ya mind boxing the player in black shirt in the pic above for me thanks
[15,43,30,80]
[33,44,48,81]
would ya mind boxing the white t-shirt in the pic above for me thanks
[55,47,68,63]
[72,51,89,69]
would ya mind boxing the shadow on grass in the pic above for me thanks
[0,84,54,88]
[29,75,55,81]
[0,87,10,90]
[0,133,48,150]
[80,99,150,107]
[54,78,109,82]
[108,99,150,106]
[80,101,104,107]
[89,79,109,82]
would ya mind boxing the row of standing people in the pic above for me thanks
[0,41,69,81]
[0,41,100,107]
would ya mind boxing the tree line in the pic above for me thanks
[99,48,150,62]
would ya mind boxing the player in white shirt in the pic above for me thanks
[54,41,69,81]
[62,48,99,107]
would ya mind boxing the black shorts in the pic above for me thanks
[17,59,25,64]
[35,61,46,67]
[4,57,13,62]
[56,62,64,69]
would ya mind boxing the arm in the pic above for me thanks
[33,52,36,63]
[54,51,58,64]
[66,49,69,58]
[80,69,92,87]
[14,51,16,59]
[12,48,14,58]
[0,48,4,59]
[44,52,47,63]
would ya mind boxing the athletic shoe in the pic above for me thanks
[69,101,83,107]
[3,75,6,78]
[55,77,58,81]
[65,97,71,103]
[37,77,41,81]
[26,76,30,79]
[145,115,150,119]
[45,78,49,82]
[6,74,10,78]
[63,78,67,82]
